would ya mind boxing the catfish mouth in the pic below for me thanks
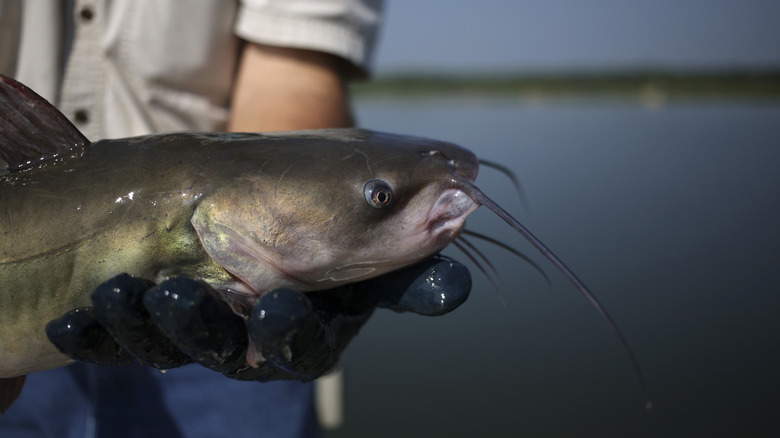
[421,146,480,244]
[427,188,479,245]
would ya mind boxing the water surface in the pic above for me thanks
[326,96,780,437]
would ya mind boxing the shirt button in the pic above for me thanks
[80,6,94,22]
[74,109,90,124]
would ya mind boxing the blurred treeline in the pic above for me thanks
[354,69,780,101]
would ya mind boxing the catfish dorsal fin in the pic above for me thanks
[0,75,89,173]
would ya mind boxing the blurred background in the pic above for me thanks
[327,1,780,437]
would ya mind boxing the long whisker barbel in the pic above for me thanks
[461,229,550,286]
[478,158,530,213]
[456,234,502,281]
[452,240,506,307]
[456,177,652,409]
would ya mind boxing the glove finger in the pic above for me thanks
[360,254,472,316]
[91,273,192,369]
[45,307,133,366]
[246,288,373,381]
[142,277,248,375]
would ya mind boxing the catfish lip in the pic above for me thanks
[427,188,479,243]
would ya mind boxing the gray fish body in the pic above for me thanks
[0,129,479,377]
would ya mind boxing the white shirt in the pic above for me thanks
[0,0,382,140]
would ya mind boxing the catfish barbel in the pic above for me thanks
[0,75,649,414]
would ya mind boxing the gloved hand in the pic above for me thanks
[45,254,471,382]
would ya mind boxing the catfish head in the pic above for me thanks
[192,130,650,406]
[191,130,480,296]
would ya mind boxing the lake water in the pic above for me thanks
[324,95,780,437]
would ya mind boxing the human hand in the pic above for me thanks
[45,254,471,381]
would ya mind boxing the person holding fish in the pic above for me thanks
[0,1,474,437]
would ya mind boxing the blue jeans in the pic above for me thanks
[0,363,319,438]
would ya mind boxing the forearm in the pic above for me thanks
[227,43,355,132]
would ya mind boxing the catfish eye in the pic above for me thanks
[364,178,393,209]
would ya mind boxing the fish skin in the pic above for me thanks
[0,128,479,378]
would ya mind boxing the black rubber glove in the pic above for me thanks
[45,254,471,382]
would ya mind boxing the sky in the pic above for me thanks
[372,0,780,74]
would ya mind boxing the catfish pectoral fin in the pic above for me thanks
[0,375,26,416]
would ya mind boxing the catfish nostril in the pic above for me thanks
[420,150,459,171]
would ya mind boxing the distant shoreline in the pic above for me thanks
[352,70,780,101]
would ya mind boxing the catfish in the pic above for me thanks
[0,75,649,415]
